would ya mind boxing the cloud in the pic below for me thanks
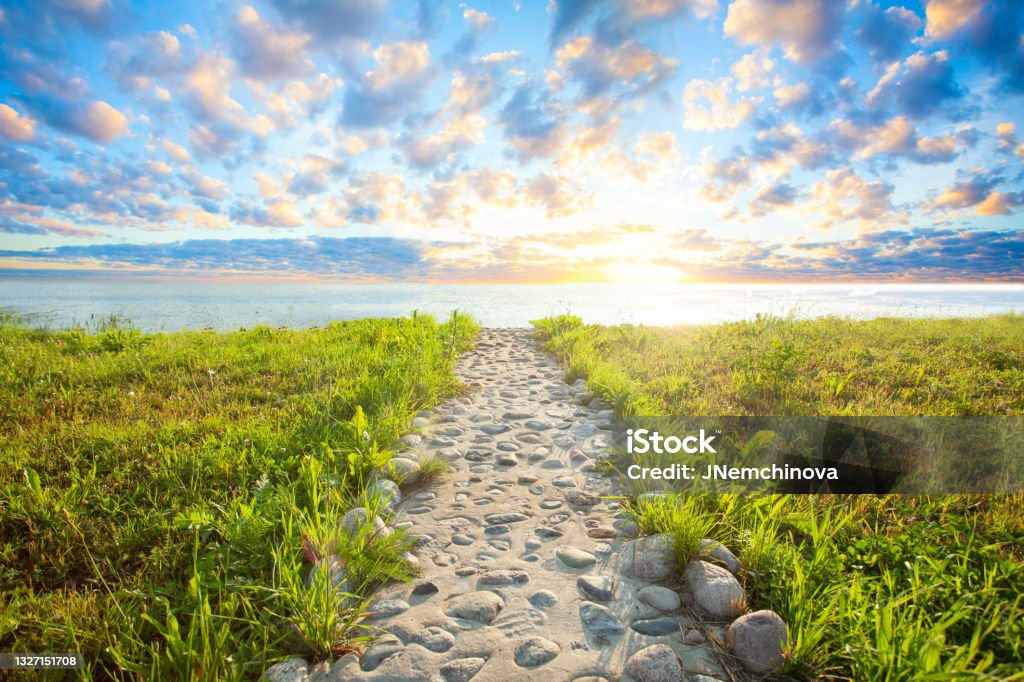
[700,153,752,202]
[682,78,758,131]
[0,200,106,237]
[464,8,495,31]
[107,30,187,92]
[866,50,967,120]
[0,104,35,140]
[185,52,244,120]
[524,173,593,217]
[266,0,388,46]
[923,0,1024,93]
[723,0,845,64]
[809,167,900,228]
[341,42,433,127]
[783,228,1024,281]
[750,123,833,174]
[830,116,961,164]
[555,36,677,98]
[499,83,568,161]
[73,101,130,142]
[924,0,985,39]
[731,53,774,92]
[633,131,679,161]
[230,199,304,227]
[931,171,1023,216]
[854,2,922,62]
[751,181,799,215]
[401,112,488,170]
[287,154,347,195]
[549,0,602,47]
[0,236,430,278]
[233,5,312,79]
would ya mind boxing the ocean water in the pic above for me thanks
[1,278,1022,331]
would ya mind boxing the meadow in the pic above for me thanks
[533,314,1024,680]
[0,312,477,680]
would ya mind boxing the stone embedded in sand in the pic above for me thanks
[577,575,615,602]
[480,423,511,435]
[726,609,788,673]
[565,489,599,506]
[557,546,597,568]
[685,560,746,618]
[630,616,679,636]
[525,420,554,431]
[366,598,409,619]
[637,585,681,612]
[485,512,530,524]
[623,644,682,682]
[477,569,530,586]
[440,657,486,682]
[528,589,558,609]
[445,591,504,624]
[621,534,676,580]
[552,476,577,488]
[579,603,625,645]
[514,636,560,667]
[411,626,456,653]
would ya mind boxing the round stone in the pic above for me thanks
[579,603,624,646]
[412,626,456,653]
[637,585,681,612]
[630,617,679,636]
[557,546,597,568]
[445,591,504,624]
[699,538,742,574]
[440,657,486,682]
[621,534,676,581]
[726,609,788,673]
[623,644,682,682]
[528,589,558,609]
[264,657,308,682]
[685,560,746,618]
[577,575,614,602]
[514,636,560,667]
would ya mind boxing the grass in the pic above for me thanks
[0,311,478,680]
[534,313,1024,681]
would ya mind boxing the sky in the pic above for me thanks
[0,0,1021,283]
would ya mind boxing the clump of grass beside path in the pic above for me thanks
[0,311,478,679]
[534,313,1024,680]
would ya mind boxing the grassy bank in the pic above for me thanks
[534,314,1024,680]
[0,312,477,680]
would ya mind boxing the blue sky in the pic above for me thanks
[0,0,1021,282]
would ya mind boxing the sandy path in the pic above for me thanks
[287,329,731,682]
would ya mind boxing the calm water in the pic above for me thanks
[1,278,1022,331]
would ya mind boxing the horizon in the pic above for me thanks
[1,1,1022,283]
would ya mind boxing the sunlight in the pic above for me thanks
[601,262,688,286]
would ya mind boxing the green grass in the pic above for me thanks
[0,311,478,680]
[534,313,1024,681]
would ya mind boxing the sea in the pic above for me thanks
[1,278,1022,331]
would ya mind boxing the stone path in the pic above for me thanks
[268,329,752,682]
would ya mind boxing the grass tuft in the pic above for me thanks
[534,313,1024,680]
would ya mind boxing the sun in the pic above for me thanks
[601,263,688,286]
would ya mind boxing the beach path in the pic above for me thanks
[282,328,732,682]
